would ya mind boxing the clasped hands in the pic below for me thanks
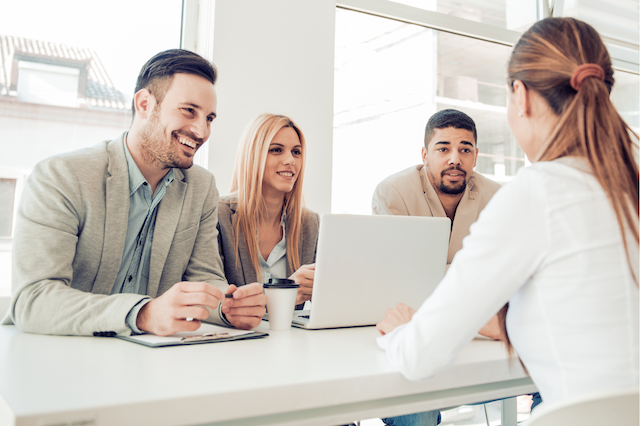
[136,281,267,336]
[376,303,504,340]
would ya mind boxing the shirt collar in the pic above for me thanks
[123,133,175,195]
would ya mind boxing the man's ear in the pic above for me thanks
[421,146,429,167]
[512,79,531,117]
[133,89,155,119]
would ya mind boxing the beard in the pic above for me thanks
[430,166,468,195]
[138,107,202,170]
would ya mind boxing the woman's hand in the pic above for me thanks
[376,303,415,335]
[478,314,505,340]
[290,263,315,305]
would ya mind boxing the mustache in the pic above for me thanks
[441,166,466,177]
[173,130,205,146]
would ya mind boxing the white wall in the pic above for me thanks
[208,0,336,214]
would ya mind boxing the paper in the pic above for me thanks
[118,323,266,347]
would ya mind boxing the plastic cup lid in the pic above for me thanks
[263,278,299,288]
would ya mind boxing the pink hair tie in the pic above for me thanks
[570,63,605,91]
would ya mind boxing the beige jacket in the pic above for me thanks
[3,133,228,336]
[372,164,501,264]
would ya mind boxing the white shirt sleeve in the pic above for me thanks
[378,168,549,381]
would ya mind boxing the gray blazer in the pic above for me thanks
[217,198,319,291]
[2,133,228,335]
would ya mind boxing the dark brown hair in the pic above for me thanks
[424,109,477,147]
[131,49,218,116]
[501,17,639,353]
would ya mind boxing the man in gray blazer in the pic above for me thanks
[3,49,266,337]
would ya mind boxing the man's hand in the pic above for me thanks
[376,303,415,336]
[478,314,505,340]
[136,281,223,336]
[290,263,315,305]
[221,283,267,330]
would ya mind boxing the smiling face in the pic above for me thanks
[422,127,478,195]
[261,126,303,199]
[138,73,217,170]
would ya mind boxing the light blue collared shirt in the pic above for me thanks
[257,215,310,310]
[259,214,287,282]
[113,135,175,333]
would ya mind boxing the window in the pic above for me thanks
[17,61,81,107]
[333,7,516,214]
[0,0,183,296]
[611,70,640,132]
[0,179,16,237]
[391,0,521,29]
[332,2,639,215]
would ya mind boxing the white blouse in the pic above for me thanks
[377,158,639,404]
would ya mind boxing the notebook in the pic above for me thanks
[292,214,450,329]
[114,323,268,347]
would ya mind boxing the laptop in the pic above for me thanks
[291,214,450,329]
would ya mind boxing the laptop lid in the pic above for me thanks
[303,214,450,329]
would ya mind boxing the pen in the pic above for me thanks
[225,293,234,298]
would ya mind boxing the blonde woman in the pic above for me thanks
[377,16,638,412]
[217,114,319,322]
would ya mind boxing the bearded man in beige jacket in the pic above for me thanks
[372,109,514,426]
[373,109,502,265]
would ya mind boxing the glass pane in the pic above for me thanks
[389,0,537,30]
[562,0,639,47]
[0,0,183,296]
[333,8,517,215]
[0,179,16,237]
[611,70,639,132]
[0,0,182,174]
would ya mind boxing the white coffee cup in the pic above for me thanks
[263,278,299,331]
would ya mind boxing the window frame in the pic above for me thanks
[336,0,639,73]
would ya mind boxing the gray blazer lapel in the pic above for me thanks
[147,170,187,297]
[236,214,258,285]
[93,135,130,294]
[285,215,296,279]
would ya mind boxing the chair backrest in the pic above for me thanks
[524,387,639,426]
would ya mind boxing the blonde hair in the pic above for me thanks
[500,17,639,354]
[229,113,307,282]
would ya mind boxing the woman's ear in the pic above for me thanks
[511,79,531,117]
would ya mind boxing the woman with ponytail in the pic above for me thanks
[217,114,319,322]
[377,17,638,407]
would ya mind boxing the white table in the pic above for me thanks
[0,323,536,426]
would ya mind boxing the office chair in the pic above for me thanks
[523,387,638,426]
